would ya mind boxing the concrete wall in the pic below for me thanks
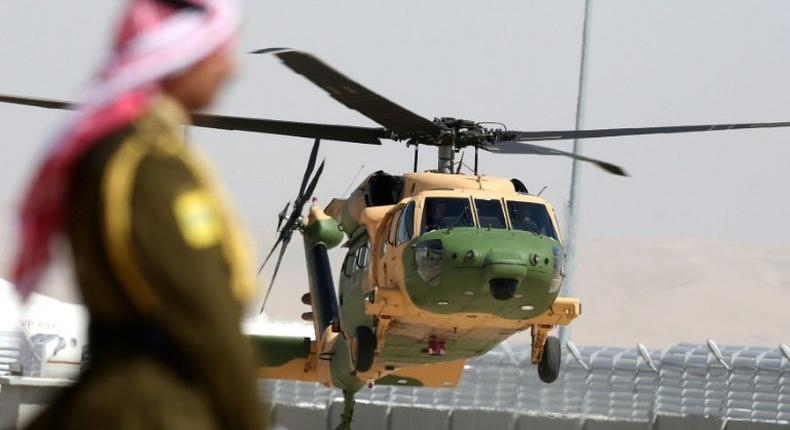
[0,377,70,430]
[2,377,788,430]
[264,401,790,430]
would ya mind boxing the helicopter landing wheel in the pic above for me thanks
[538,336,561,383]
[351,326,376,372]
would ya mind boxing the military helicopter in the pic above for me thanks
[3,49,790,429]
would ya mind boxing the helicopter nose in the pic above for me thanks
[489,278,518,301]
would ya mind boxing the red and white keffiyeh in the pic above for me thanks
[12,0,239,297]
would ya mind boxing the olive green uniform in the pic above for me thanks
[27,97,265,430]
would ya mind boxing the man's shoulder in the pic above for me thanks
[70,125,137,195]
[79,108,183,174]
[134,96,188,154]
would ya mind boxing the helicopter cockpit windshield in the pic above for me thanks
[474,198,507,229]
[418,196,559,240]
[506,200,558,239]
[421,197,474,233]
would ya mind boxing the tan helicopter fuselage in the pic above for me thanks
[321,172,581,386]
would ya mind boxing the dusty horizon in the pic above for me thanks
[5,236,787,350]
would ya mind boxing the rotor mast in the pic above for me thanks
[437,145,455,173]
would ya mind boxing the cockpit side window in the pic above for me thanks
[474,198,507,229]
[388,209,401,246]
[344,235,370,278]
[378,217,391,258]
[421,197,474,234]
[506,201,558,239]
[356,242,370,269]
[396,201,415,245]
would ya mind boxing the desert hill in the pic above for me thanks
[3,238,788,348]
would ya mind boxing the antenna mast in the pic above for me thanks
[560,0,592,345]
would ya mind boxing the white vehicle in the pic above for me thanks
[1,279,88,380]
[0,279,311,380]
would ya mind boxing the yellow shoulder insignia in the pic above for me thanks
[173,189,222,249]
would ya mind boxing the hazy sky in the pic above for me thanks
[1,1,789,318]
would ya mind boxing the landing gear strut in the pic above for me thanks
[336,390,356,430]
[531,324,561,383]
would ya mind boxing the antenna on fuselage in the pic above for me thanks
[455,151,465,174]
[342,164,365,197]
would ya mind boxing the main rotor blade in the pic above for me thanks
[8,92,787,145]
[0,94,71,110]
[0,94,387,145]
[501,121,790,142]
[485,141,628,176]
[193,113,387,145]
[252,48,443,137]
[298,139,321,199]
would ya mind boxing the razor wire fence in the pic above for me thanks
[3,329,789,424]
[261,341,790,424]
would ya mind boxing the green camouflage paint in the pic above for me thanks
[403,228,563,319]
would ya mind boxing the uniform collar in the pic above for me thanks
[153,94,190,126]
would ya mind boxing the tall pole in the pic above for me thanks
[559,0,592,345]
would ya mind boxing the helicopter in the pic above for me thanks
[2,48,790,429]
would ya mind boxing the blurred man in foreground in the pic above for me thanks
[12,0,265,428]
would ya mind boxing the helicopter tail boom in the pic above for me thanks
[250,335,318,382]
